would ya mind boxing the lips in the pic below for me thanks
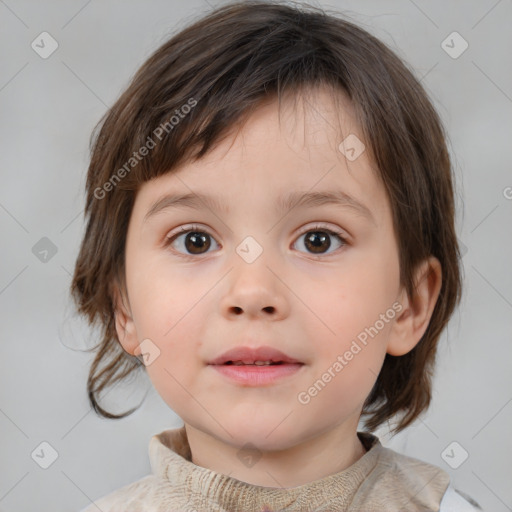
[208,345,303,366]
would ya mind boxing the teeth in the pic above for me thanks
[231,360,275,366]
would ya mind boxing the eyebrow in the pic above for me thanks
[143,190,375,225]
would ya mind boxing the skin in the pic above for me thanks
[113,85,442,488]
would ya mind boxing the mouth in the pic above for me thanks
[207,345,304,385]
[220,360,298,366]
[209,360,304,386]
[208,345,304,366]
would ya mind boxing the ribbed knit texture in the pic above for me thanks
[81,425,451,512]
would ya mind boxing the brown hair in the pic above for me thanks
[70,0,463,434]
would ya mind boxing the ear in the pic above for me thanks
[111,282,140,358]
[387,256,442,356]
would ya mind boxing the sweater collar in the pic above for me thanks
[149,425,383,510]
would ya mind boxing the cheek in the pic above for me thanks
[128,252,207,329]
[143,335,202,414]
[126,256,209,387]
[296,347,386,424]
[308,262,397,345]
[297,253,396,399]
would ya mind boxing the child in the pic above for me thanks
[72,1,483,510]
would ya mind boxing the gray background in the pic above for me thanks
[1,0,511,511]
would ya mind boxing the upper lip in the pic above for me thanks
[208,345,303,365]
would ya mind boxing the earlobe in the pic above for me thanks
[387,256,442,356]
[112,284,139,357]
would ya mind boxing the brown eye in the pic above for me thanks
[182,231,211,254]
[304,231,331,254]
[165,226,219,257]
[294,226,347,256]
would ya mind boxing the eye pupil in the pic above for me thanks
[170,227,343,258]
[305,231,331,254]
[185,232,211,254]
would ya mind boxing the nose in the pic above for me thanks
[220,258,290,320]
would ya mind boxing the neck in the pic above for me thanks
[184,419,367,488]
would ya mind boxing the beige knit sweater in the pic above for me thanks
[81,425,457,512]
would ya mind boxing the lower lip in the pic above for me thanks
[209,363,304,386]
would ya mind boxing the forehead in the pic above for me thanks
[133,86,387,222]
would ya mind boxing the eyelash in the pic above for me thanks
[163,223,348,259]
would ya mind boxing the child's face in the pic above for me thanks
[116,87,408,451]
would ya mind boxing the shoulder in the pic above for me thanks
[439,485,484,512]
[350,443,451,511]
[352,444,484,512]
[78,474,188,512]
[374,444,452,493]
[377,447,484,511]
